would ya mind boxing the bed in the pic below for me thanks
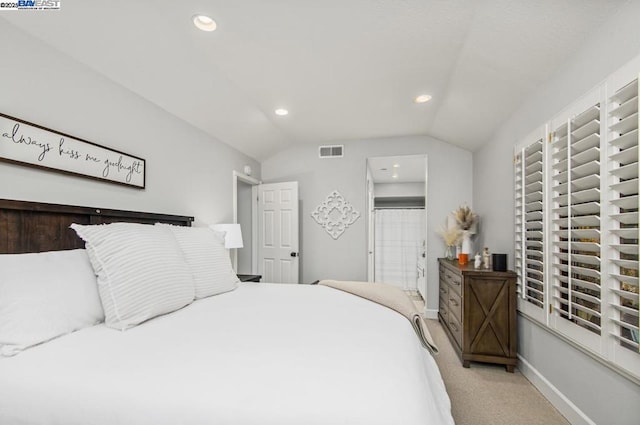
[0,199,453,425]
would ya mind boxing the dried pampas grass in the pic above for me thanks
[438,226,462,246]
[455,205,477,231]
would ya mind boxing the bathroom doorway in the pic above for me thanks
[366,155,427,297]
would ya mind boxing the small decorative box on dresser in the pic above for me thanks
[438,258,517,372]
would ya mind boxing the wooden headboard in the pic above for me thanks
[0,199,194,254]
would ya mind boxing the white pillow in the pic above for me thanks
[0,249,104,357]
[158,224,239,298]
[71,223,195,330]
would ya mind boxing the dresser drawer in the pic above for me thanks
[446,272,462,296]
[448,290,462,322]
[448,312,463,348]
[439,280,449,301]
[439,297,449,321]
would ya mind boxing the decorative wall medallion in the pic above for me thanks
[311,190,360,239]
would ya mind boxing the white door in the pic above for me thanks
[258,182,299,283]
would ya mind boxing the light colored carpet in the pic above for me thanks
[424,317,570,425]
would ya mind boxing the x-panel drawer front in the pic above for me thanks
[465,277,513,357]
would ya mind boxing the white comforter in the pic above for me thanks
[0,283,453,425]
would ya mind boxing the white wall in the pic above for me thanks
[473,2,640,423]
[261,135,472,312]
[0,21,259,226]
[374,182,425,198]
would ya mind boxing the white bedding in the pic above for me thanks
[0,283,453,425]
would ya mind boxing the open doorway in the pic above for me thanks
[366,155,428,299]
[233,171,260,274]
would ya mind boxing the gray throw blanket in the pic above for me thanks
[318,280,438,354]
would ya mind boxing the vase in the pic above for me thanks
[461,231,473,254]
[445,245,456,260]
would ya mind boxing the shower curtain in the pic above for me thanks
[374,209,425,291]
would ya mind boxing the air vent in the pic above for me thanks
[318,145,344,158]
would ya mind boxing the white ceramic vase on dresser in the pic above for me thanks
[461,230,473,255]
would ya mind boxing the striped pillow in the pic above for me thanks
[158,224,239,298]
[71,223,195,330]
[0,249,104,356]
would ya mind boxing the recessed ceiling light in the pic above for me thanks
[414,94,432,104]
[392,173,399,179]
[193,15,217,32]
[275,109,289,116]
[393,164,400,168]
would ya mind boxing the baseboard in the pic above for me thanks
[518,355,596,425]
[423,308,438,320]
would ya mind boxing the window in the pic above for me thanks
[514,128,546,323]
[549,91,603,353]
[607,77,639,373]
[514,58,639,380]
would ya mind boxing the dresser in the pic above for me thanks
[438,258,517,372]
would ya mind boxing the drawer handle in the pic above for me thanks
[449,322,459,332]
[440,287,447,293]
[450,298,459,307]
[441,309,447,315]
[452,279,461,286]
[445,273,452,280]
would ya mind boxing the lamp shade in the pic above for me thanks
[210,223,244,249]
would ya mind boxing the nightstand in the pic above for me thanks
[237,274,262,282]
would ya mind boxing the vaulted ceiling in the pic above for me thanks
[1,0,626,160]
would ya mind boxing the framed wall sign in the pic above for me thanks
[0,112,146,189]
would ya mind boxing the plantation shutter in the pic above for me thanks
[607,76,639,371]
[515,132,545,321]
[513,55,640,380]
[550,92,603,349]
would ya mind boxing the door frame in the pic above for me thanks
[366,164,375,282]
[422,155,429,301]
[365,155,429,301]
[233,170,260,273]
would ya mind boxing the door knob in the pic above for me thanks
[290,252,298,257]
